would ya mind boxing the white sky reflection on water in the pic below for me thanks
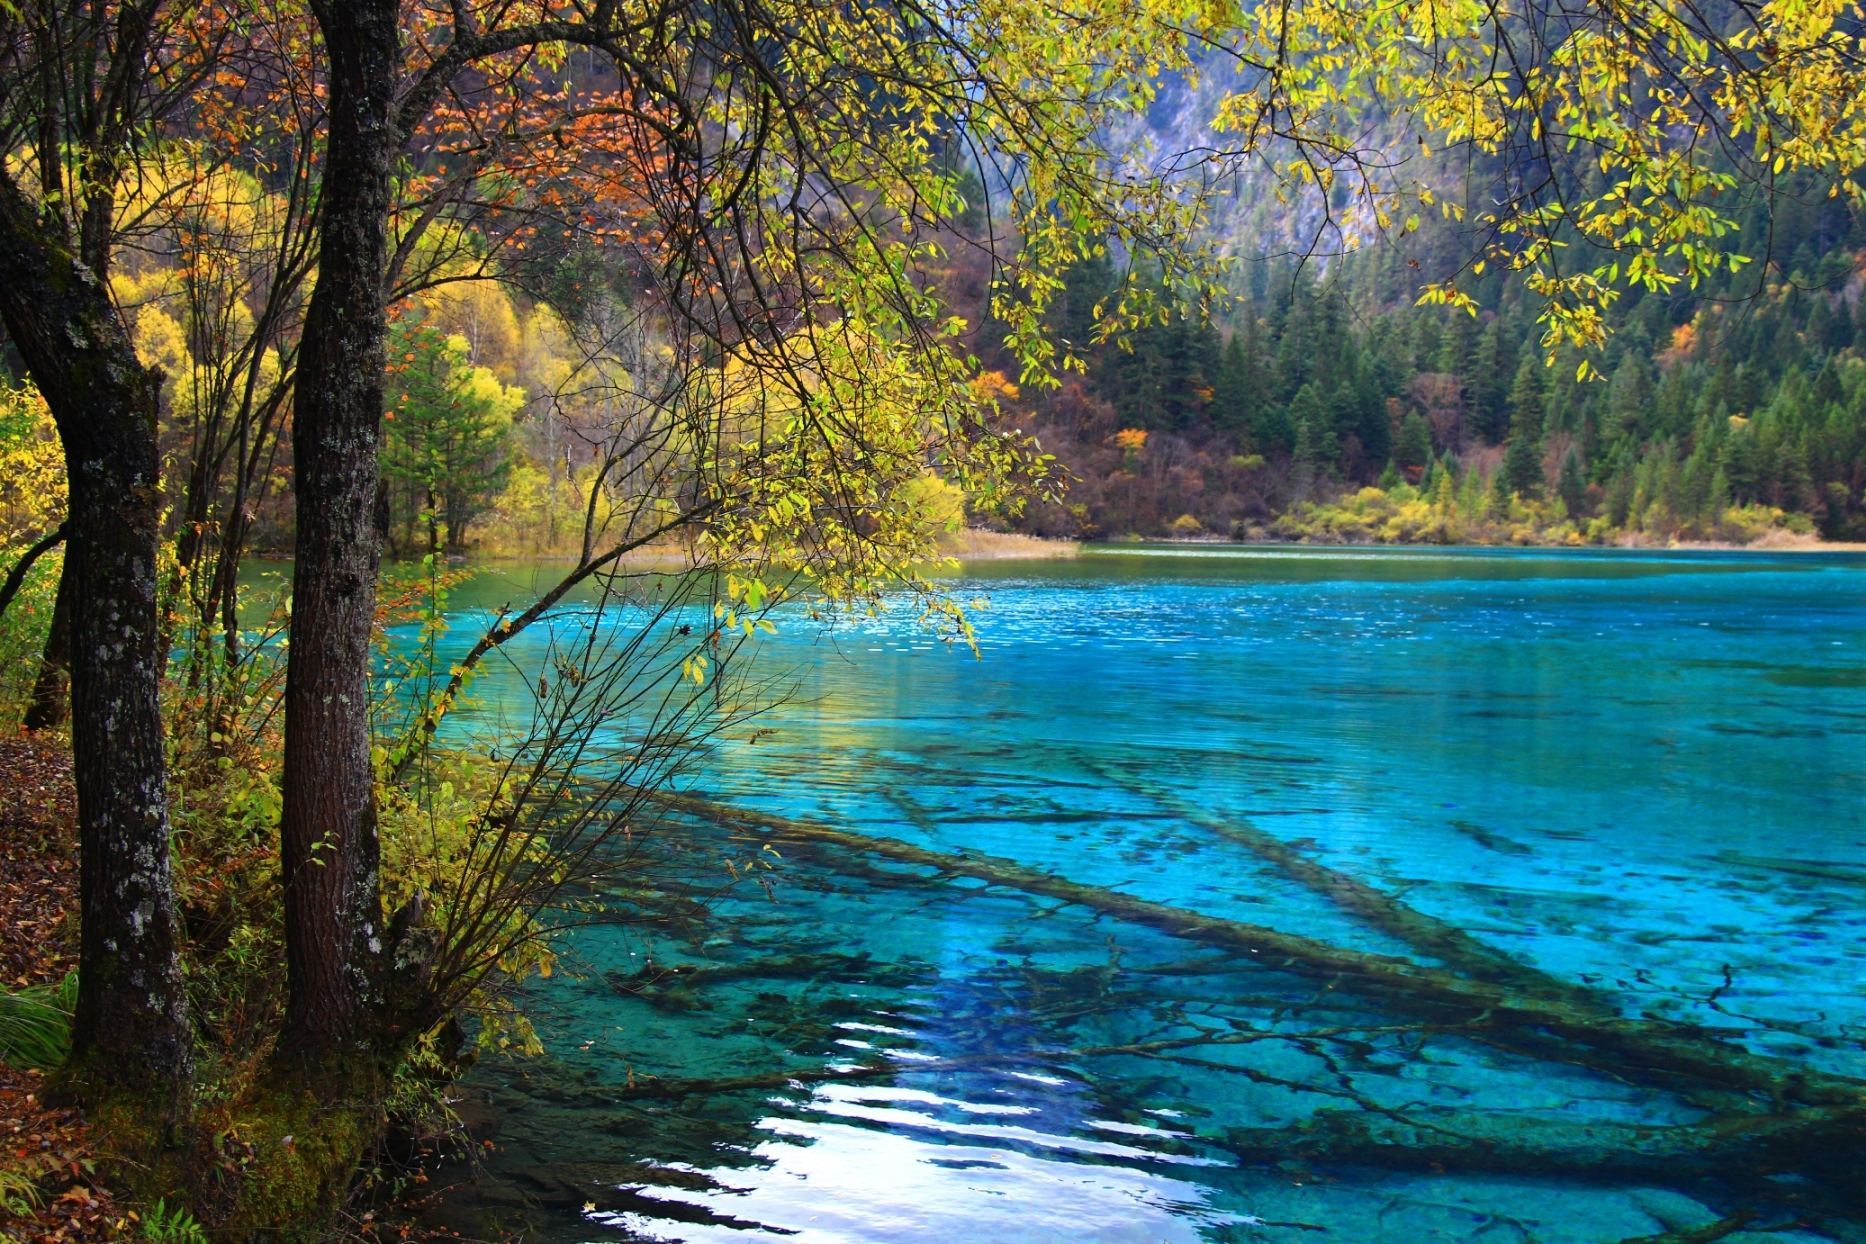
[588,1084,1244,1244]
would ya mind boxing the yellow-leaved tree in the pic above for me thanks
[1205,0,1866,371]
[0,381,67,715]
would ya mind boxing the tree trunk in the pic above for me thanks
[0,522,65,624]
[445,488,469,555]
[166,427,219,650]
[22,555,72,731]
[277,0,403,1062]
[213,509,245,666]
[0,177,193,1099]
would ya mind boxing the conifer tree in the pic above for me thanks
[382,320,520,556]
[1394,412,1432,478]
[1558,449,1587,519]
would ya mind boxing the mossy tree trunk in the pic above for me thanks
[0,170,193,1101]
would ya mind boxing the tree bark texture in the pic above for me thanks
[0,177,193,1095]
[278,0,403,1059]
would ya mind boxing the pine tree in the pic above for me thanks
[1605,355,1654,438]
[1780,437,1819,512]
[1468,321,1512,441]
[1393,412,1432,477]
[1707,466,1731,530]
[1507,356,1545,435]
[1721,430,1760,503]
[1483,355,1548,499]
[382,320,520,555]
[1558,448,1587,519]
[1501,411,1544,500]
[1289,384,1333,465]
[1213,332,1251,434]
[1288,382,1333,499]
[1430,462,1456,515]
[1603,449,1637,527]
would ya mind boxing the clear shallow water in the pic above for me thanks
[407,545,1866,1243]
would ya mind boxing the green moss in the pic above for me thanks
[197,1075,384,1241]
[83,1072,385,1243]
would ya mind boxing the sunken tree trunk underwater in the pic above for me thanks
[644,788,1866,1219]
[0,177,194,1102]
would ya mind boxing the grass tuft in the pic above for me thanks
[0,971,76,1070]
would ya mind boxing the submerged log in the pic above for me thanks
[1221,1107,1866,1234]
[601,1022,1416,1102]
[1080,769,1866,1126]
[1618,1212,1758,1244]
[643,790,1866,1112]
[1219,1105,1866,1193]
[606,951,925,1010]
[1088,764,1602,1005]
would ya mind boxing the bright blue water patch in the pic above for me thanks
[411,545,1866,1243]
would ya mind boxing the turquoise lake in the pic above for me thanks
[399,545,1866,1243]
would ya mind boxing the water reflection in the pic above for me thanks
[589,1079,1244,1244]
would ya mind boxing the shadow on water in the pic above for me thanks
[406,547,1866,1244]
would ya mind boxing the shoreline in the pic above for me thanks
[338,529,1088,571]
[256,528,1866,580]
[934,529,1081,560]
[1090,531,1866,555]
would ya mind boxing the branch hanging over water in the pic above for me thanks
[385,504,717,782]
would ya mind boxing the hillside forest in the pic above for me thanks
[998,189,1866,546]
[11,176,1864,571]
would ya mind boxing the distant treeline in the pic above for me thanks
[982,182,1866,545]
